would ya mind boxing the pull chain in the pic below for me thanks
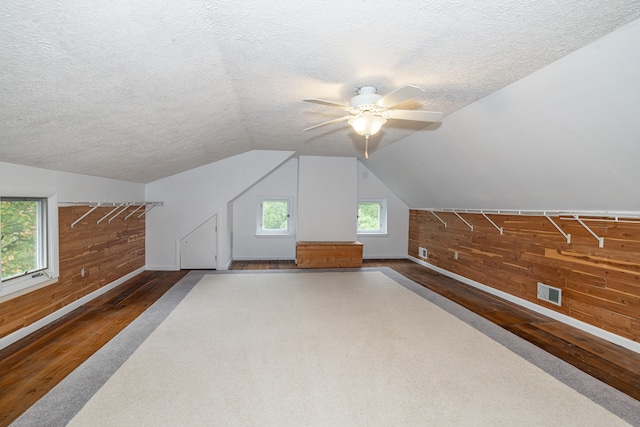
[365,134,369,159]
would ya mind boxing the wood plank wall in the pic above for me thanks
[0,206,145,339]
[409,210,640,343]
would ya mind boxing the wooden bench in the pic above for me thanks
[296,241,363,269]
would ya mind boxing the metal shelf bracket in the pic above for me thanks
[573,215,604,248]
[418,207,639,248]
[454,212,473,231]
[62,201,164,227]
[124,204,145,220]
[71,203,102,228]
[545,215,571,244]
[108,203,132,223]
[482,213,503,235]
[138,204,158,219]
[97,203,126,225]
[430,210,447,227]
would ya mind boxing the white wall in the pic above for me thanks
[0,161,144,200]
[357,161,409,258]
[364,19,640,211]
[232,157,409,260]
[145,150,295,270]
[54,171,144,202]
[0,162,55,197]
[297,156,357,242]
[232,158,298,260]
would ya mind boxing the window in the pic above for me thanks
[1,198,48,281]
[357,200,387,234]
[1,196,58,297]
[256,197,294,236]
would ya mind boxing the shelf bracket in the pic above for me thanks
[137,204,157,219]
[546,215,571,244]
[482,213,503,235]
[124,204,145,220]
[574,215,604,248]
[108,203,131,223]
[71,203,101,228]
[97,203,125,225]
[454,212,473,231]
[430,210,447,227]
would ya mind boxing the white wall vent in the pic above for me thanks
[537,282,562,306]
[419,247,428,258]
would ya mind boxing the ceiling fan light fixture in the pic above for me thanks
[348,114,387,137]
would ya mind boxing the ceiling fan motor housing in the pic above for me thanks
[350,86,382,107]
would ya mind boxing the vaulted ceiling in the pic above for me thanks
[1,1,639,183]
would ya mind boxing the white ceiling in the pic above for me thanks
[1,1,639,183]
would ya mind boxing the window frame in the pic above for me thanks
[256,196,295,237]
[0,195,59,298]
[357,199,387,235]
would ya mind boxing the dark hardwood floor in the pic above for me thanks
[0,270,189,427]
[1,260,639,426]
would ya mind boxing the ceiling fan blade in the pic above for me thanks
[303,115,352,131]
[384,109,443,122]
[304,98,350,109]
[375,85,425,108]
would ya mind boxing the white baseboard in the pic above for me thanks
[231,255,407,261]
[146,265,178,271]
[218,258,233,271]
[231,256,295,261]
[363,255,409,260]
[408,256,640,355]
[0,267,146,351]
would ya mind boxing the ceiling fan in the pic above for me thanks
[303,85,443,158]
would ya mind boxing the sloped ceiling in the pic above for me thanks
[1,1,639,184]
[364,19,640,211]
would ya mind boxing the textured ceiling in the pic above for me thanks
[1,1,639,183]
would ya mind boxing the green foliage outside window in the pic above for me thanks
[262,200,288,230]
[358,202,380,231]
[1,200,40,280]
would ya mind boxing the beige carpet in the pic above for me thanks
[67,271,629,426]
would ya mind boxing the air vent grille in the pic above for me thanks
[537,282,562,306]
[419,247,428,258]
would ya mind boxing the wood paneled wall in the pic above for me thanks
[409,210,640,343]
[0,206,145,339]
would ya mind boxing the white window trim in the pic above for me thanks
[0,195,59,300]
[357,199,387,235]
[256,196,295,237]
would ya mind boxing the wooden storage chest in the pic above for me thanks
[296,241,363,268]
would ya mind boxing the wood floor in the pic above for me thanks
[1,260,639,426]
[0,270,188,427]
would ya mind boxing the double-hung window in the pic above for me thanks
[1,196,57,297]
[256,196,295,236]
[357,199,387,235]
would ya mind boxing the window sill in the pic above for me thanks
[0,275,59,302]
[255,233,296,238]
[357,233,389,237]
